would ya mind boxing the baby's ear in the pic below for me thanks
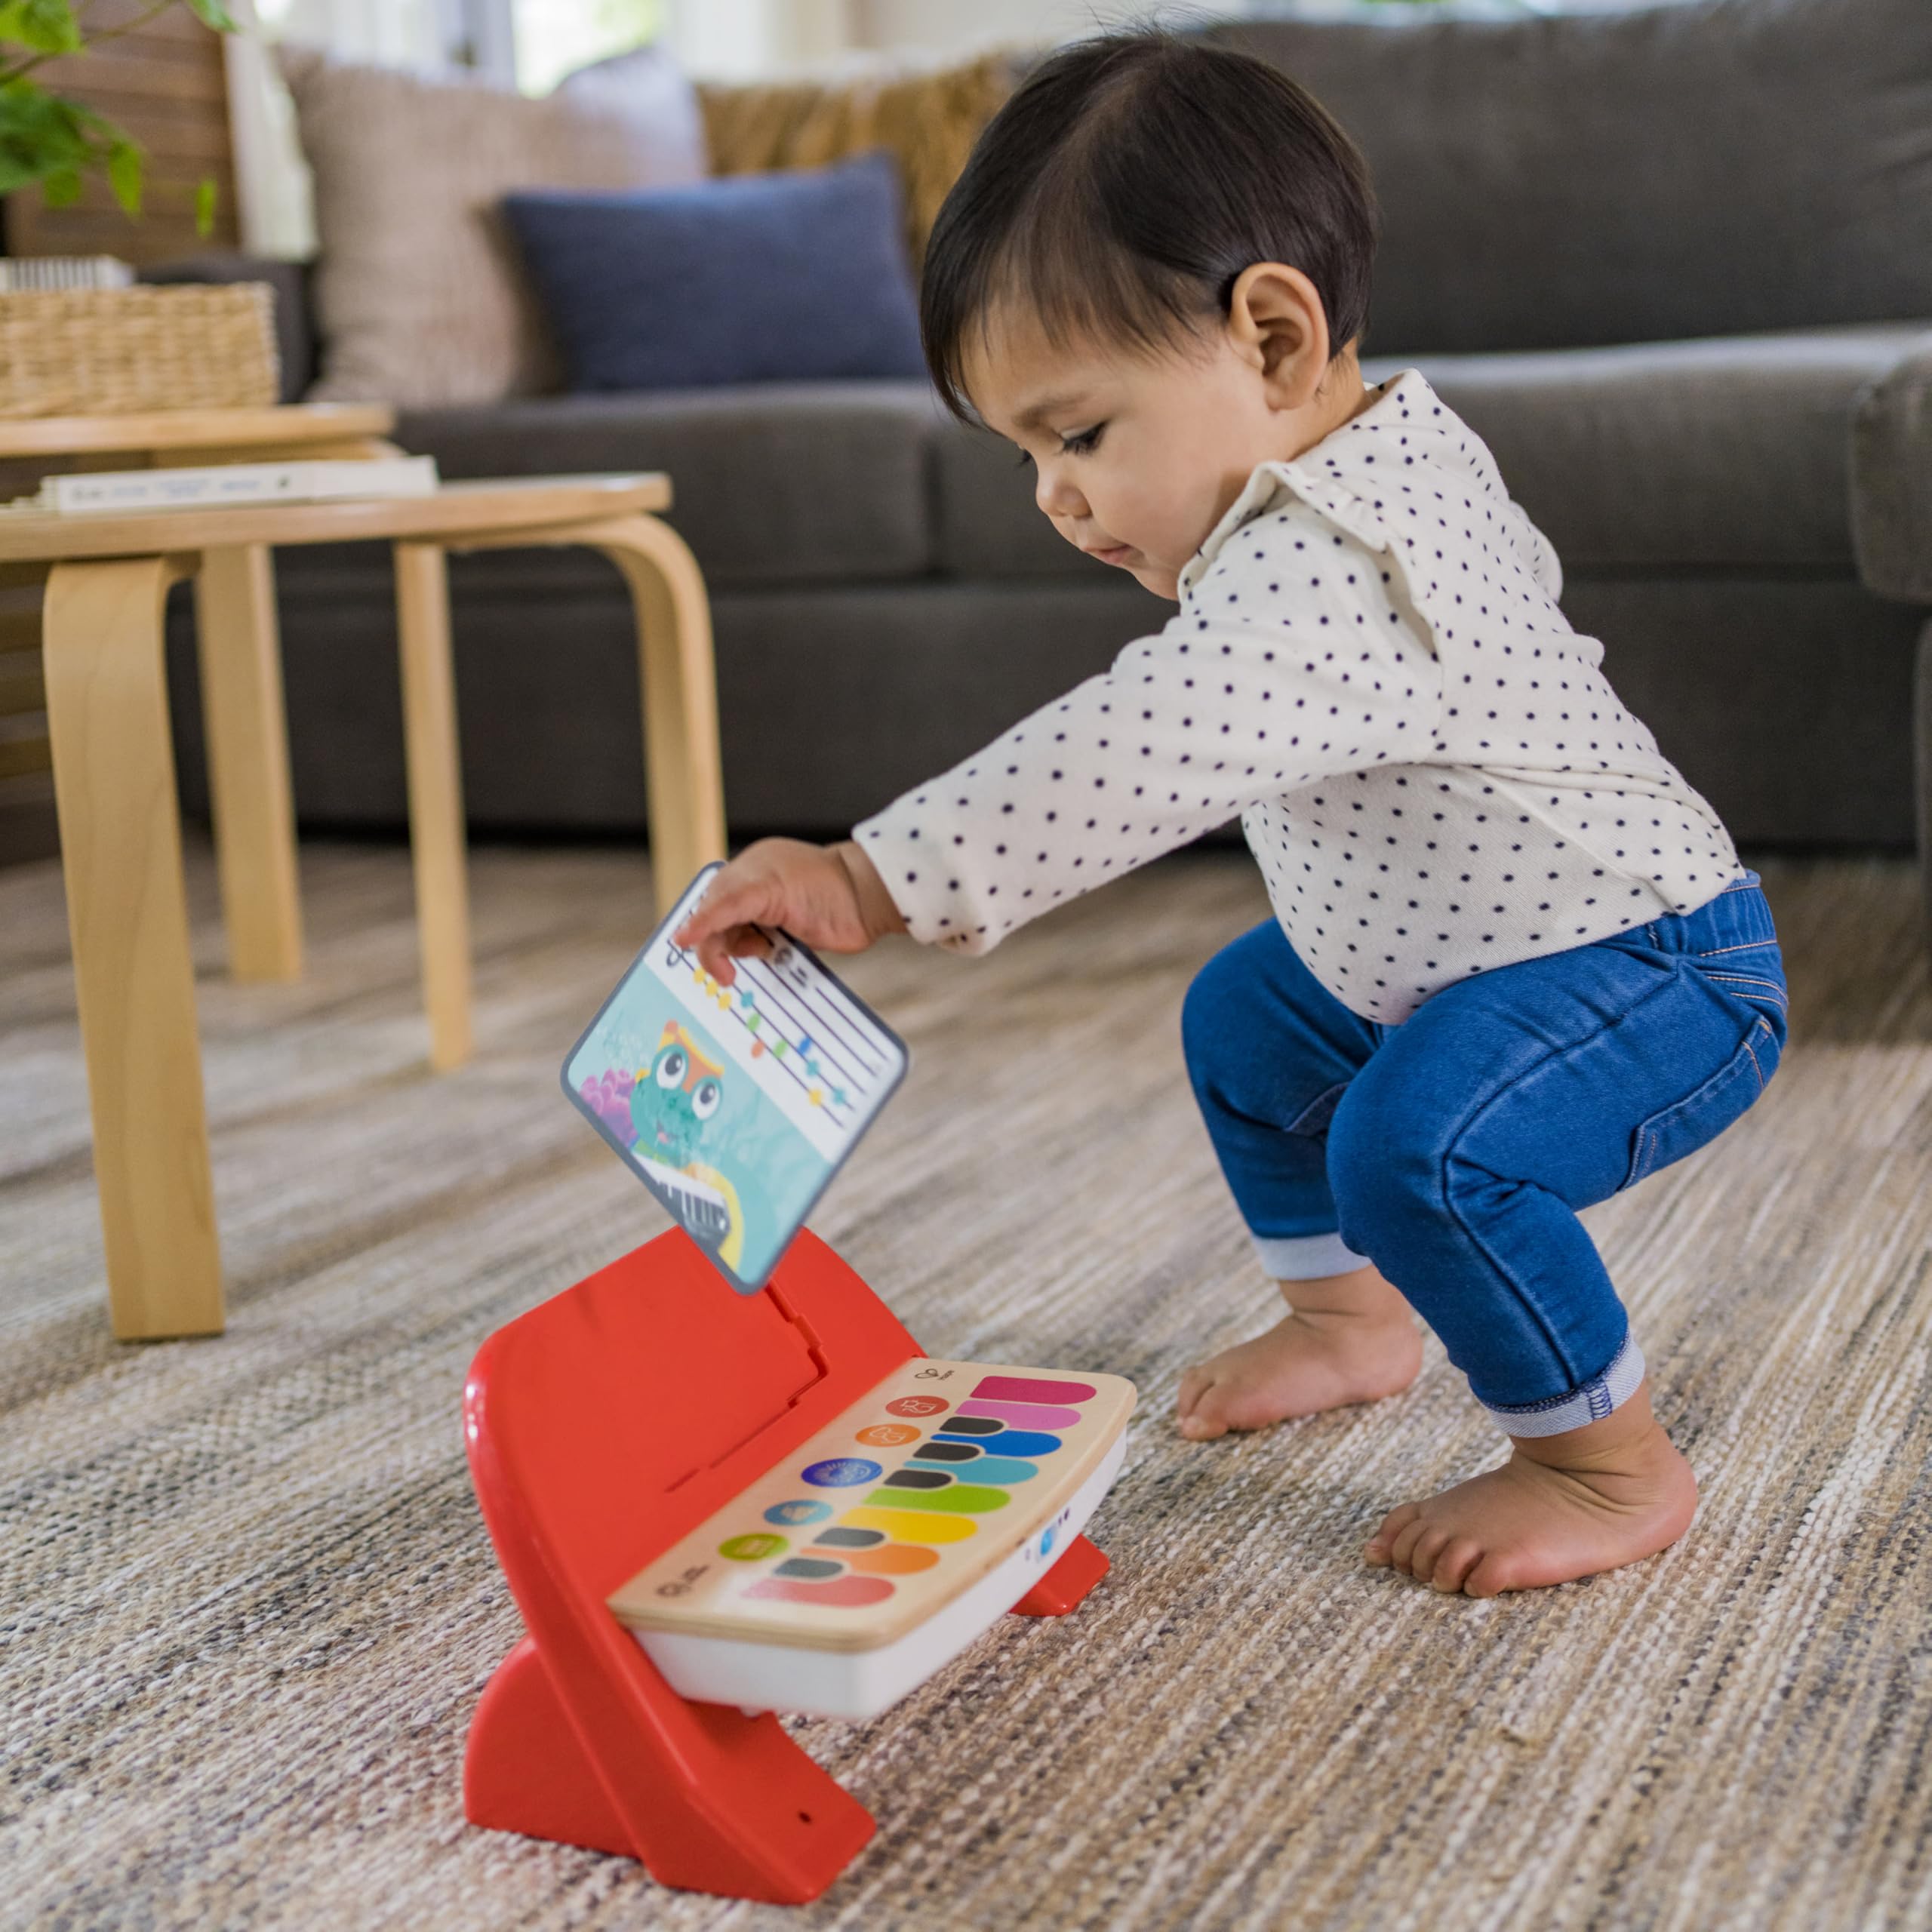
[1229,263,1332,406]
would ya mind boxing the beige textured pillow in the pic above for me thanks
[281,47,706,407]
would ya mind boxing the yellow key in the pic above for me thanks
[840,1506,977,1546]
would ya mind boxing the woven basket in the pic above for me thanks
[0,283,280,418]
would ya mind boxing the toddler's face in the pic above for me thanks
[962,300,1357,601]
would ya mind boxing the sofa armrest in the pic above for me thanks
[1853,330,1932,603]
[140,252,318,405]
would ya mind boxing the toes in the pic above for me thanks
[1431,1537,1484,1594]
[1364,1501,1420,1567]
[1389,1515,1431,1577]
[1408,1525,1454,1587]
[1175,1371,1229,1441]
[1463,1552,1520,1599]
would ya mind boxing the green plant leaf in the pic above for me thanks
[182,0,238,30]
[194,173,216,236]
[0,0,80,56]
[0,81,91,177]
[0,0,179,218]
[0,81,139,214]
[106,136,141,214]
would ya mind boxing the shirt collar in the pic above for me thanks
[1178,368,1432,597]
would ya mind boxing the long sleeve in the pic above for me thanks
[1512,498,1564,602]
[853,497,1445,954]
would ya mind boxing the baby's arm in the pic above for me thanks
[856,507,1442,954]
[681,503,1441,971]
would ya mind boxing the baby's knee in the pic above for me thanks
[1327,1084,1453,1248]
[1181,934,1266,1096]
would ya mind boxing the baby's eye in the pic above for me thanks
[1013,446,1034,469]
[1060,424,1106,457]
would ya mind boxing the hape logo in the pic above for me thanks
[801,1457,882,1488]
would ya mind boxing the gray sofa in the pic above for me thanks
[161,0,1932,878]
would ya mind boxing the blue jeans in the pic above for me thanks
[1182,874,1787,1435]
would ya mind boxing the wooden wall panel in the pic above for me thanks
[0,6,240,863]
[7,2,240,266]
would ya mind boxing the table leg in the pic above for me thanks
[196,543,303,983]
[393,541,473,1072]
[42,555,223,1340]
[590,514,728,911]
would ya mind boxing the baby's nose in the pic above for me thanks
[1035,466,1088,521]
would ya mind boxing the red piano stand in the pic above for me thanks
[460,1226,1111,1904]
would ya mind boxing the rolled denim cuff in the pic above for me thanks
[1254,1230,1372,1281]
[1481,1334,1647,1438]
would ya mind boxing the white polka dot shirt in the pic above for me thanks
[855,369,1743,1022]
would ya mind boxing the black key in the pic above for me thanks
[882,1469,951,1490]
[774,1558,844,1580]
[934,1417,1002,1437]
[910,1441,979,1463]
[813,1527,884,1549]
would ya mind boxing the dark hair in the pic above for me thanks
[921,31,1378,421]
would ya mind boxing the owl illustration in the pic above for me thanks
[629,1020,726,1169]
[626,1019,745,1270]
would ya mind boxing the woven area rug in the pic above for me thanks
[5,842,1930,1932]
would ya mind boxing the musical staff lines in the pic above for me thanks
[662,931,892,1135]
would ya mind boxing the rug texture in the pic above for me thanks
[3,844,1930,1932]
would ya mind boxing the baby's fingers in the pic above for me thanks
[694,921,775,987]
[675,872,774,952]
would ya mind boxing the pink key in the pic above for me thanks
[971,1375,1097,1406]
[745,1575,894,1607]
[957,1398,1082,1429]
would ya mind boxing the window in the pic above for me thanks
[254,0,454,69]
[512,0,664,95]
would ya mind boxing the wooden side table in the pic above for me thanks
[2,474,726,1342]
[0,404,398,984]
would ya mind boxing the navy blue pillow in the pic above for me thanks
[503,152,928,392]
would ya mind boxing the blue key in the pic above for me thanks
[934,1428,1060,1458]
[914,1454,1037,1485]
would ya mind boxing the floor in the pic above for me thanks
[5,841,1931,1931]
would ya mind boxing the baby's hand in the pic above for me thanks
[672,838,906,986]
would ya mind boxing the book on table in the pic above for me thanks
[20,455,438,516]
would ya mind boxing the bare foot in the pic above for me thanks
[1177,1263,1423,1440]
[1364,1382,1697,1596]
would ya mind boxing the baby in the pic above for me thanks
[677,32,1787,1596]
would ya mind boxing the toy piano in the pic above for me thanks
[611,1355,1134,1720]
[461,1226,1135,1905]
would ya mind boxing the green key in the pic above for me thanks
[858,1484,1011,1515]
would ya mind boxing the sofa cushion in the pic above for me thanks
[503,153,925,392]
[389,382,937,588]
[1205,0,1932,356]
[1394,325,1929,571]
[283,45,706,408]
[931,326,1926,580]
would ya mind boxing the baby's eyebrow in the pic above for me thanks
[1010,392,1096,432]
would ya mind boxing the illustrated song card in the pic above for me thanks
[562,865,909,1292]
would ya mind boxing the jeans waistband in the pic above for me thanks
[1639,871,1777,956]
